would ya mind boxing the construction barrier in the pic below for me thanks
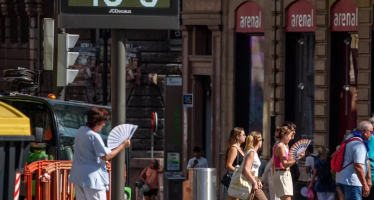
[23,160,57,200]
[24,160,128,200]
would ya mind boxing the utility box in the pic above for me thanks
[186,168,217,200]
[164,172,185,200]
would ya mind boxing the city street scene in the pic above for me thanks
[1,0,374,200]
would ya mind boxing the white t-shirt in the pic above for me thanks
[336,134,368,186]
[246,149,261,177]
[305,154,318,181]
[187,157,209,169]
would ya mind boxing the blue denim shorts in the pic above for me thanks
[338,183,362,200]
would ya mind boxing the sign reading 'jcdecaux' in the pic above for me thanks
[60,0,179,29]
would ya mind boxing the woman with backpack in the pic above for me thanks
[308,147,335,200]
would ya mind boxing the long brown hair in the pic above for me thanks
[224,127,244,164]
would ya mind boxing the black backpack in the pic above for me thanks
[316,158,333,184]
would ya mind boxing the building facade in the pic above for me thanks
[182,0,374,198]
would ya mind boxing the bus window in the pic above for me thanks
[50,102,111,151]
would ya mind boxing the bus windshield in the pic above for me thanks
[50,102,111,146]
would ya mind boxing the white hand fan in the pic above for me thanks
[107,124,138,149]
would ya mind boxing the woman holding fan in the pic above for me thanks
[272,126,305,200]
[69,107,131,200]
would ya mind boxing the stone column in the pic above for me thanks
[25,0,39,70]
[313,0,329,148]
[209,24,221,198]
[190,75,204,151]
[270,0,284,127]
[356,1,372,124]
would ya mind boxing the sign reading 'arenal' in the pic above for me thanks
[331,0,358,32]
[235,2,264,33]
[286,0,316,32]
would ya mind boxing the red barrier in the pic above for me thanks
[23,160,57,200]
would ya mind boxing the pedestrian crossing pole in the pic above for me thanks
[111,29,127,200]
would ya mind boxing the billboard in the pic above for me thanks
[59,0,179,29]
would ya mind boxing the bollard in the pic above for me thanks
[187,168,217,200]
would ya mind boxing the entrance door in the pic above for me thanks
[330,33,358,149]
[285,33,315,145]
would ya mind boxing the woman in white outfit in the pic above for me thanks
[242,131,267,200]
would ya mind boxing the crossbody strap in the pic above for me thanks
[342,137,365,170]
[148,170,155,184]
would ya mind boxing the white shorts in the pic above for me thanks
[75,185,107,200]
[272,171,293,198]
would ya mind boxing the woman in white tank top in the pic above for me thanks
[242,131,267,200]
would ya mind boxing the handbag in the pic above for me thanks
[228,149,255,199]
[221,146,240,187]
[138,168,148,189]
[140,169,155,193]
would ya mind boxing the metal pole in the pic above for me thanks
[111,29,126,200]
[151,132,154,159]
[52,0,59,97]
[103,29,108,105]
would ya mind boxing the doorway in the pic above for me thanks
[330,32,358,149]
[234,34,265,135]
[285,33,315,146]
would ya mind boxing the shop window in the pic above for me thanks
[20,16,29,43]
[235,34,265,134]
[285,33,315,143]
[10,17,17,43]
[330,33,358,146]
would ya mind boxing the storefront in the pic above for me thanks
[284,0,316,144]
[330,0,358,149]
[234,1,265,135]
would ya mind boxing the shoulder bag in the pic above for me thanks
[228,149,255,199]
[140,169,155,193]
[221,146,240,187]
[137,167,148,189]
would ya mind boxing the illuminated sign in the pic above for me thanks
[59,0,179,29]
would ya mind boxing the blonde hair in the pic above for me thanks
[274,126,293,140]
[244,131,262,152]
[317,147,329,160]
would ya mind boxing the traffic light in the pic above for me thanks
[57,33,79,86]
[43,18,54,70]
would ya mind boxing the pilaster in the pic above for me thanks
[312,0,330,148]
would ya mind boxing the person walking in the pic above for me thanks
[223,127,246,200]
[363,117,374,200]
[272,126,305,200]
[187,146,209,169]
[241,131,267,200]
[69,107,131,200]
[308,147,335,200]
[139,159,164,200]
[336,121,372,200]
[305,145,318,200]
[261,121,296,200]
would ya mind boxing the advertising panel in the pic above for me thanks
[59,0,179,29]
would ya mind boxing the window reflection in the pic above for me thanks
[248,36,265,133]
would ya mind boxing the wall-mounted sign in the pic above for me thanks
[166,77,182,86]
[166,152,180,171]
[183,94,193,108]
[331,0,358,32]
[235,2,264,33]
[285,0,316,32]
[59,0,179,29]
